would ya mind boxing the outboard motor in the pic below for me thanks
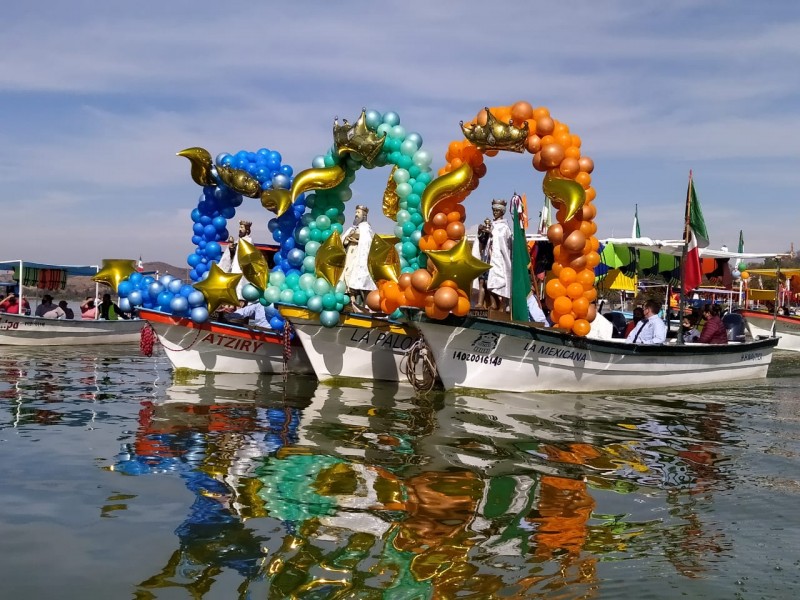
[723,313,747,342]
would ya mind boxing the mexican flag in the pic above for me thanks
[683,176,709,293]
[510,193,532,321]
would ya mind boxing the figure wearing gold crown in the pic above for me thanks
[486,198,513,312]
[341,205,377,306]
[218,219,253,299]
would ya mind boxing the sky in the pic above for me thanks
[2,1,799,269]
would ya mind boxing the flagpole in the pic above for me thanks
[676,170,693,345]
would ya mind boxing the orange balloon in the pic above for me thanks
[578,156,594,173]
[546,278,567,298]
[585,187,596,202]
[576,269,595,288]
[536,116,555,136]
[398,273,412,290]
[587,303,597,322]
[366,290,382,312]
[555,132,572,149]
[580,202,597,220]
[511,101,534,122]
[532,152,547,172]
[583,288,598,301]
[569,255,587,271]
[446,221,465,240]
[455,296,471,316]
[559,267,577,285]
[434,286,459,311]
[439,279,458,290]
[579,220,597,237]
[558,157,580,179]
[572,296,589,318]
[526,134,542,154]
[441,239,457,251]
[563,230,587,254]
[575,172,592,189]
[432,212,448,228]
[411,269,432,292]
[547,223,564,245]
[383,281,400,301]
[558,314,575,330]
[540,144,565,168]
[554,295,573,314]
[540,135,556,146]
[566,282,584,299]
[551,262,563,276]
[572,318,591,337]
[532,107,550,120]
[432,228,448,246]
[446,211,461,223]
[585,251,601,269]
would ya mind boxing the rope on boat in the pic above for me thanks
[282,320,293,383]
[140,324,157,357]
[400,334,438,393]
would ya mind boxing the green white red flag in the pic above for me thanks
[683,175,709,293]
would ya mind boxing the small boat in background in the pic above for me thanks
[738,266,800,352]
[139,307,313,375]
[0,259,142,346]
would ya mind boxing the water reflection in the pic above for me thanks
[100,370,737,598]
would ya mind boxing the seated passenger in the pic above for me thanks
[527,287,549,326]
[698,304,728,344]
[625,299,667,345]
[623,306,644,338]
[681,314,700,343]
[80,298,98,320]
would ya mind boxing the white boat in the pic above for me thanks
[277,304,419,383]
[739,309,800,352]
[0,259,143,346]
[0,312,143,346]
[401,309,778,394]
[139,307,313,375]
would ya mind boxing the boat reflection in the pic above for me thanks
[107,376,734,597]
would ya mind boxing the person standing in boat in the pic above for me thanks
[486,198,512,312]
[626,299,667,345]
[341,204,377,306]
[698,304,728,344]
[99,293,130,320]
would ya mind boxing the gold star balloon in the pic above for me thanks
[177,147,216,187]
[193,263,242,313]
[261,165,345,217]
[420,163,473,220]
[367,235,401,284]
[426,238,490,293]
[92,259,137,292]
[543,172,586,222]
[236,239,269,291]
[315,230,347,287]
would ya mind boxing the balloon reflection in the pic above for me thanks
[105,375,734,597]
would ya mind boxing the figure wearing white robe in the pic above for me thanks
[341,221,376,292]
[486,218,512,300]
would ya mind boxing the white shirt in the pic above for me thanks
[625,314,667,345]
[527,294,548,325]
[232,302,269,328]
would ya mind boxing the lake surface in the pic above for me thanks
[1,343,799,599]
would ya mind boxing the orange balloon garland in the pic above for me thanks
[374,102,598,335]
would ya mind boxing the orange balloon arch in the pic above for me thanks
[372,101,599,337]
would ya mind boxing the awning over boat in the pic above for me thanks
[0,260,99,277]
[745,268,800,278]
[600,238,785,260]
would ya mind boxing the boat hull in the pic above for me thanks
[278,305,417,382]
[139,308,313,375]
[0,313,143,346]
[740,310,800,352]
[403,311,778,393]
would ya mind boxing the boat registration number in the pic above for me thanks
[0,320,19,330]
[740,352,762,362]
[452,350,503,366]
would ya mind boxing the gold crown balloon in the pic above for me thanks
[461,108,529,153]
[216,165,262,198]
[333,108,386,165]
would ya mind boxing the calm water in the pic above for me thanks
[1,345,799,599]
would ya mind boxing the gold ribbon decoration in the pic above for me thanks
[543,172,586,222]
[176,147,216,187]
[382,165,399,219]
[261,165,346,217]
[420,163,473,221]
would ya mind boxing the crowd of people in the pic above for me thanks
[0,292,132,320]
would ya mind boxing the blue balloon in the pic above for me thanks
[128,290,143,306]
[203,224,217,239]
[170,296,189,313]
[205,241,222,259]
[157,291,172,308]
[212,216,227,231]
[180,284,195,297]
[320,309,340,328]
[167,279,183,294]
[117,281,133,297]
[269,315,284,330]
[190,307,209,323]
[187,290,205,307]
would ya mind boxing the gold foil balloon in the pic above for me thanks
[235,239,269,291]
[426,238,490,293]
[382,165,399,219]
[261,165,345,217]
[420,163,473,221]
[543,172,586,222]
[193,263,242,313]
[92,259,137,292]
[177,147,216,187]
[367,235,401,284]
[216,165,262,198]
[333,108,387,165]
[315,230,346,287]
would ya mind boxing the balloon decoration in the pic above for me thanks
[193,263,242,313]
[256,108,435,327]
[372,102,598,335]
[92,259,137,292]
[235,239,270,291]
